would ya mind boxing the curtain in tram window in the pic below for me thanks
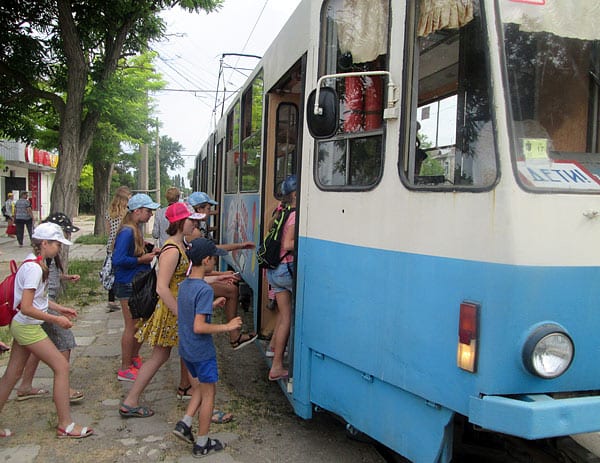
[336,0,389,64]
[418,0,473,37]
[500,0,600,41]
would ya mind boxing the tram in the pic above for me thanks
[191,1,600,461]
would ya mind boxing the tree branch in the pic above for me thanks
[0,60,65,113]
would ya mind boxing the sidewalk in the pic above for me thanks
[0,216,385,463]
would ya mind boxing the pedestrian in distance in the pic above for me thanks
[14,191,34,247]
[3,192,14,223]
[111,193,160,382]
[0,222,93,439]
[15,212,85,403]
[172,237,242,457]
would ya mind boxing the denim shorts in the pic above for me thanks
[267,262,294,293]
[183,357,218,384]
[113,282,133,300]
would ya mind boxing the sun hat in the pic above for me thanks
[32,222,73,245]
[186,237,227,265]
[165,202,205,223]
[188,192,218,207]
[281,174,297,196]
[127,193,160,211]
[44,212,80,233]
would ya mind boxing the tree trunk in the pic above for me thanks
[93,159,113,235]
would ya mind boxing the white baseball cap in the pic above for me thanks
[32,222,73,245]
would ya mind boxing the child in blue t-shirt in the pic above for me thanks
[173,238,242,457]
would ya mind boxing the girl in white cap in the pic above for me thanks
[0,222,93,439]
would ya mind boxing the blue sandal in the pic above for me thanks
[211,410,233,424]
[119,402,154,418]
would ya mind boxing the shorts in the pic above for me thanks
[182,357,218,384]
[267,262,294,293]
[10,320,48,346]
[42,308,76,352]
[113,282,133,300]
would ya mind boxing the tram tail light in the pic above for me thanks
[457,301,479,373]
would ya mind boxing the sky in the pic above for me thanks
[153,0,303,183]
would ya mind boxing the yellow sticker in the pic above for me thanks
[522,138,548,159]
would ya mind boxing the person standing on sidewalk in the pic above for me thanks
[172,238,242,457]
[14,191,34,247]
[105,186,131,312]
[0,223,93,439]
[112,193,160,382]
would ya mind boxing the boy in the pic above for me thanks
[173,238,242,457]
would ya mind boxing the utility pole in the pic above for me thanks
[139,143,149,233]
[155,121,161,204]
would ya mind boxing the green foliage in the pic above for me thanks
[420,157,445,176]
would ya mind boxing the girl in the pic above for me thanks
[105,186,131,312]
[119,202,204,417]
[267,175,297,382]
[16,213,84,402]
[112,193,160,382]
[0,222,93,439]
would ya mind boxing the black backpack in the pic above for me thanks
[257,206,295,269]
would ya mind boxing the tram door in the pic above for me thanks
[258,59,304,340]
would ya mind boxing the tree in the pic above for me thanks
[0,0,223,223]
[88,52,164,234]
[148,134,185,203]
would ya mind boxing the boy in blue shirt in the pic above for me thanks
[173,238,242,457]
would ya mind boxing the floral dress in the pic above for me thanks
[135,240,188,347]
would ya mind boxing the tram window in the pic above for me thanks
[274,103,298,198]
[224,102,240,194]
[402,0,497,189]
[315,0,389,189]
[241,72,263,192]
[500,2,600,193]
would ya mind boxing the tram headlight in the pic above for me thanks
[522,324,574,379]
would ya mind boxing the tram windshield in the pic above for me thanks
[500,0,600,193]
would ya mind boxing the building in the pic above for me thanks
[0,140,58,221]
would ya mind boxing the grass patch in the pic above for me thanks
[61,259,105,307]
[75,234,107,245]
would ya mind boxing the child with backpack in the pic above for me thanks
[172,237,242,457]
[0,222,93,439]
[264,174,297,382]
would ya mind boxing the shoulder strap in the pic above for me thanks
[160,243,182,268]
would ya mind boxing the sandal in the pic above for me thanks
[16,387,50,401]
[119,402,155,418]
[230,332,258,350]
[177,385,192,401]
[211,409,233,424]
[56,422,93,439]
[0,428,12,438]
[70,390,85,403]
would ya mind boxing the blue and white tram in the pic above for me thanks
[193,0,600,461]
